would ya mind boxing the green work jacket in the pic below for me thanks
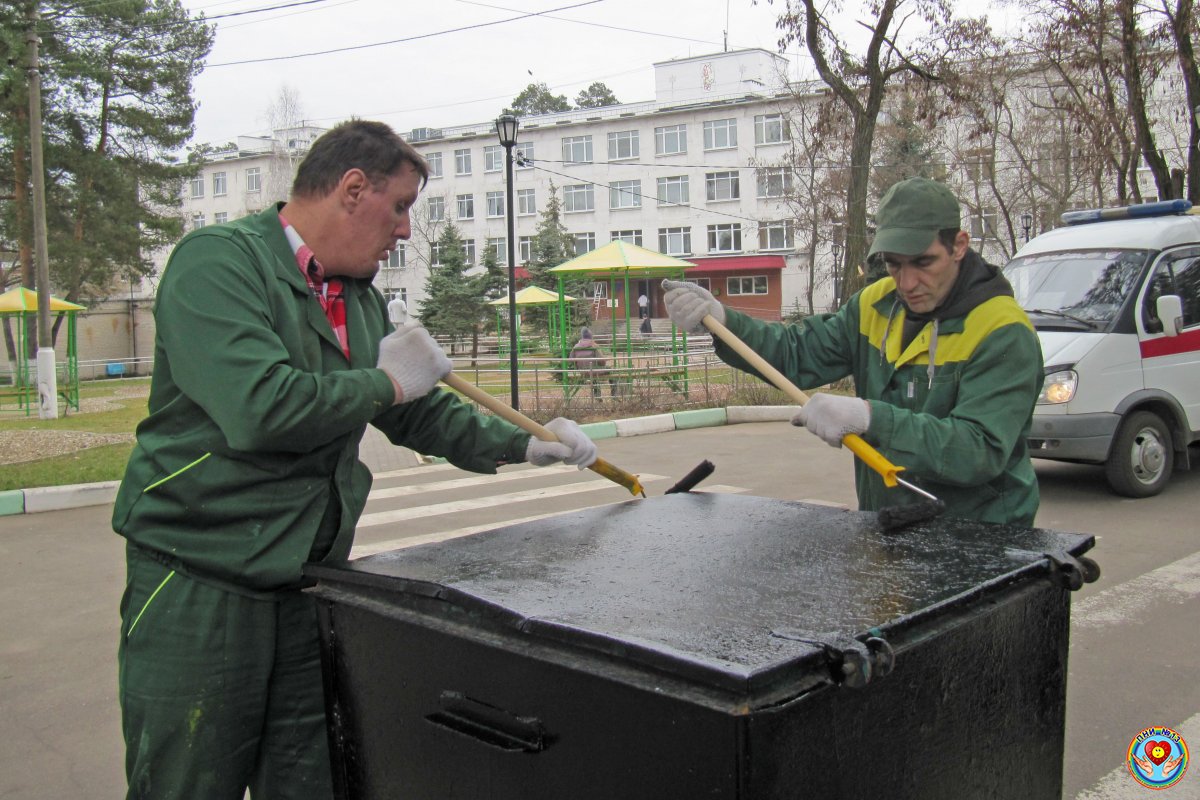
[112,206,530,592]
[715,277,1043,526]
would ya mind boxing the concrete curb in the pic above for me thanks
[3,406,799,516]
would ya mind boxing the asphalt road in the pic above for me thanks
[1,420,1197,799]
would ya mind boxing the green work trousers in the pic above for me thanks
[118,544,333,800]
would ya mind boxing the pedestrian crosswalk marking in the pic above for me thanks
[356,473,670,527]
[371,462,470,480]
[352,483,749,556]
[368,464,577,500]
[1073,550,1200,628]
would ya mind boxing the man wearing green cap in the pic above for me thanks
[663,176,1043,525]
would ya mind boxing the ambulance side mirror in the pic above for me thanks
[1156,294,1183,337]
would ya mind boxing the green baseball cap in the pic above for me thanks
[868,177,961,257]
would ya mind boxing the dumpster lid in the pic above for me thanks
[308,494,1093,695]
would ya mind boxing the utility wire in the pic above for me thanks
[206,0,605,67]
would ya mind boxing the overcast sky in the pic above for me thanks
[177,0,816,148]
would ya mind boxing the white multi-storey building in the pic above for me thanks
[403,48,825,322]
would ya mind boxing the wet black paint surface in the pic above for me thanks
[313,494,1092,691]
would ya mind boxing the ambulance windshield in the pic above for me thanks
[1003,249,1150,329]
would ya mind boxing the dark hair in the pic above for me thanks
[291,120,429,198]
[936,228,960,252]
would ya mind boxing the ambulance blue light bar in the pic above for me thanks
[1062,199,1193,225]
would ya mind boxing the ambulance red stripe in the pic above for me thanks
[1140,327,1200,359]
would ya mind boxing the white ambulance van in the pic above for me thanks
[1003,199,1200,497]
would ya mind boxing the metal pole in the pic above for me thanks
[26,3,58,419]
[503,141,519,411]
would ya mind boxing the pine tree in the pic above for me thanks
[419,224,484,345]
[0,0,214,330]
[522,181,587,331]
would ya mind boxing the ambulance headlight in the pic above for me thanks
[1038,369,1078,404]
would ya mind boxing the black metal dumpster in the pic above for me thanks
[305,493,1098,800]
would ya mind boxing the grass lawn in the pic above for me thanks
[0,367,799,491]
[0,378,149,491]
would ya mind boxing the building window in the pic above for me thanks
[608,130,639,160]
[968,207,998,240]
[212,171,227,197]
[454,148,471,176]
[190,176,204,198]
[759,220,794,251]
[591,281,608,299]
[519,235,533,263]
[430,242,441,266]
[703,118,738,150]
[427,152,443,178]
[517,188,536,216]
[214,212,228,225]
[484,145,503,173]
[657,175,689,206]
[379,245,406,272]
[515,142,533,168]
[562,135,593,164]
[687,277,711,291]
[964,148,995,184]
[463,239,476,265]
[707,223,742,253]
[610,179,642,209]
[655,124,687,156]
[658,226,691,255]
[487,237,507,264]
[757,168,793,198]
[705,171,740,202]
[486,190,505,218]
[428,196,445,222]
[456,194,474,220]
[563,184,594,213]
[754,113,789,145]
[245,167,261,193]
[192,212,205,229]
[611,229,643,246]
[573,232,596,255]
[727,275,768,295]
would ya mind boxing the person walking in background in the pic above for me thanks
[663,177,1043,526]
[112,120,597,800]
[637,292,649,319]
[569,327,609,398]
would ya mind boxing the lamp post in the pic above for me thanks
[831,240,843,309]
[495,113,521,411]
[1020,212,1033,243]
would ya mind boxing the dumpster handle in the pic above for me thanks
[425,690,548,753]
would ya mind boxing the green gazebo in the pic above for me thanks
[547,241,694,364]
[489,285,576,360]
[0,287,86,415]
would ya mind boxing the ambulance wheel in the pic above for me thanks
[1105,411,1173,498]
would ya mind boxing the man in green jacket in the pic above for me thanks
[113,120,597,799]
[664,177,1043,526]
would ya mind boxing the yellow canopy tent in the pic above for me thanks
[547,241,694,363]
[0,287,87,415]
[489,286,576,360]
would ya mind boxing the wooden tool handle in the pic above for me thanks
[703,315,810,405]
[702,314,902,488]
[441,372,645,496]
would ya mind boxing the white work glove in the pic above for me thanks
[525,417,598,469]
[661,279,725,334]
[376,322,452,404]
[791,394,871,448]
